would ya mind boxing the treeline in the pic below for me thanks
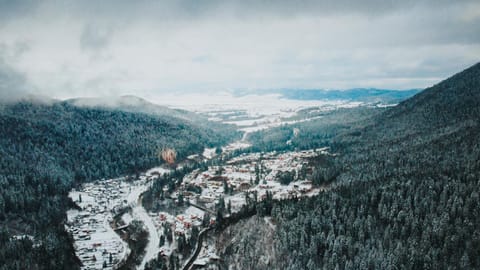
[0,101,237,269]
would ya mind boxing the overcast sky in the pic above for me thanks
[0,0,479,101]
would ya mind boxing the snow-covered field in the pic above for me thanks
[153,92,315,116]
[154,91,363,126]
[152,92,364,153]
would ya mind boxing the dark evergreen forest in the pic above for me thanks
[0,101,237,270]
[247,106,383,152]
[248,63,480,269]
[1,62,479,270]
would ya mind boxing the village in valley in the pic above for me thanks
[66,145,330,270]
[66,177,149,270]
[180,149,326,210]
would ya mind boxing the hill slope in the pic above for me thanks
[66,95,238,140]
[384,62,480,125]
[217,63,480,269]
[66,95,202,122]
[336,62,480,147]
[0,100,237,270]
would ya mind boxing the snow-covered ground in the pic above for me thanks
[153,91,363,129]
[222,140,251,152]
[153,92,360,117]
[67,167,172,270]
[133,205,160,270]
[152,92,364,155]
[67,185,131,270]
[235,115,324,134]
[181,148,329,215]
[146,166,172,177]
[171,148,332,269]
[202,147,217,159]
[152,92,315,116]
[66,147,330,270]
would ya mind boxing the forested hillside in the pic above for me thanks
[219,63,480,269]
[66,95,237,141]
[247,107,383,152]
[383,63,480,127]
[67,95,211,123]
[0,101,238,270]
[341,62,480,145]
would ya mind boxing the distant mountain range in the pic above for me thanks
[234,88,421,103]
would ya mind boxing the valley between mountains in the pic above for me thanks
[1,63,480,270]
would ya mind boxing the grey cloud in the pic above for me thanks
[0,0,479,99]
[3,0,477,22]
[71,0,464,18]
[0,41,30,60]
[387,7,480,46]
[80,24,113,51]
[13,0,480,48]
[0,42,39,103]
[0,0,39,25]
[0,58,30,103]
[3,1,479,46]
[12,41,30,57]
[192,55,212,63]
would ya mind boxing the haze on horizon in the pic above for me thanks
[0,0,479,102]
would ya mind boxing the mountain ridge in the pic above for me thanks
[218,63,480,270]
[65,95,202,122]
[334,62,480,145]
[382,62,480,127]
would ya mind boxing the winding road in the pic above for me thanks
[182,227,213,270]
[132,205,160,270]
[126,183,162,270]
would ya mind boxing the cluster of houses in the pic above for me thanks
[176,149,325,213]
[64,148,328,269]
[157,206,204,234]
[167,149,327,268]
[66,177,151,270]
[143,206,208,260]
